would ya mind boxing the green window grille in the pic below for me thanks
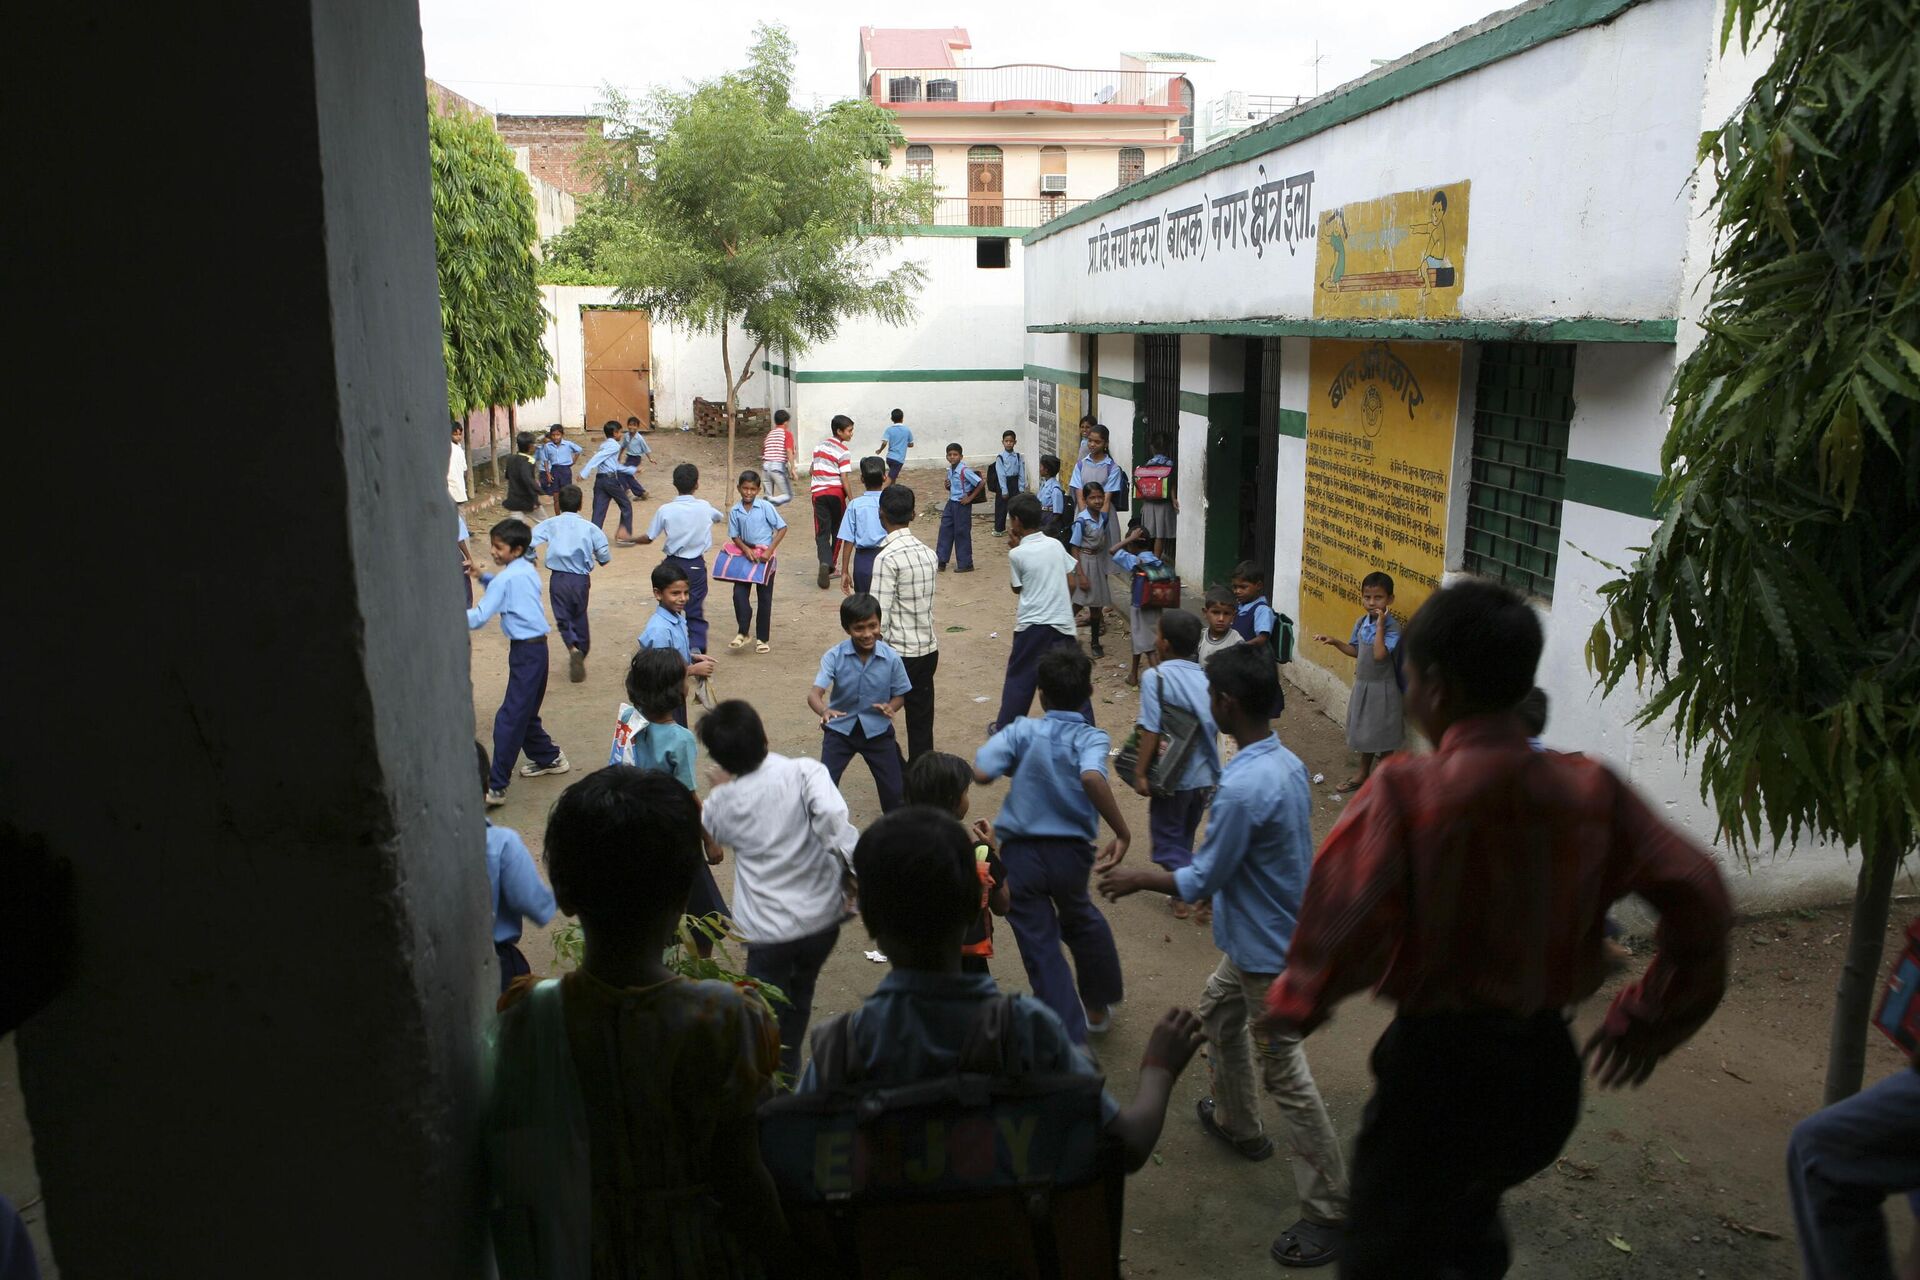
[1463,343,1574,601]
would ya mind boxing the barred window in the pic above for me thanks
[1462,343,1574,601]
[1117,147,1145,185]
[904,144,933,181]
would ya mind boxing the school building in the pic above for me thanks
[1020,0,1853,910]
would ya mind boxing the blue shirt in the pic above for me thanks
[1070,508,1114,549]
[1068,454,1122,495]
[881,423,914,462]
[581,439,636,479]
[637,605,691,660]
[1137,658,1220,792]
[728,498,787,548]
[836,491,886,548]
[622,431,652,459]
[946,461,983,503]
[466,556,549,639]
[1038,476,1066,515]
[1351,613,1401,650]
[1110,547,1159,576]
[609,706,698,790]
[530,512,612,576]
[486,822,557,946]
[815,638,912,738]
[1171,735,1313,975]
[795,969,1118,1123]
[994,451,1026,494]
[647,495,726,558]
[537,439,582,471]
[1234,595,1278,643]
[973,711,1110,842]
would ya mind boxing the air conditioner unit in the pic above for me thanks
[1040,173,1069,194]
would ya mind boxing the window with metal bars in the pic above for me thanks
[1462,343,1574,601]
[1117,147,1145,186]
[905,145,933,181]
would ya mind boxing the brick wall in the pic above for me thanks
[495,115,596,195]
[425,78,488,120]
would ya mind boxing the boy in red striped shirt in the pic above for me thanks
[809,414,855,588]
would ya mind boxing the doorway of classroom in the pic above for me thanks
[1138,334,1179,469]
[1203,337,1279,589]
[581,307,652,431]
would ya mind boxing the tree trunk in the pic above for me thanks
[721,327,736,483]
[487,404,501,488]
[1823,838,1902,1104]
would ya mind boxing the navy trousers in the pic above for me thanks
[992,626,1096,732]
[937,498,974,569]
[622,460,648,499]
[1787,1065,1920,1280]
[885,458,904,482]
[999,836,1125,1044]
[1148,787,1211,873]
[732,578,774,642]
[821,721,905,812]
[490,637,560,792]
[851,545,879,594]
[591,475,632,537]
[747,924,841,1077]
[665,554,710,653]
[548,569,591,654]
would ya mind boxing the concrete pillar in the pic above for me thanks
[14,2,492,1275]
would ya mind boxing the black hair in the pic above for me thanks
[1516,686,1550,736]
[859,456,887,488]
[1087,424,1110,446]
[1206,643,1278,718]
[1148,428,1171,455]
[516,431,536,451]
[904,751,973,816]
[1080,481,1107,500]
[625,646,688,721]
[1039,453,1061,478]
[672,462,698,494]
[1401,577,1543,715]
[697,700,769,774]
[625,415,642,426]
[880,485,915,524]
[1078,414,1096,428]
[1037,646,1092,710]
[1006,492,1044,530]
[831,414,855,434]
[1158,609,1202,659]
[546,423,564,435]
[490,519,532,553]
[1230,559,1268,587]
[602,421,622,437]
[544,767,702,928]
[475,740,491,795]
[450,421,464,436]
[945,441,963,455]
[774,409,790,426]
[840,593,882,630]
[853,807,979,943]
[1361,571,1395,596]
[651,561,689,591]
[556,484,583,513]
[1203,584,1237,611]
[890,408,904,423]
[1002,429,1018,442]
[738,469,762,488]
[1432,190,1449,210]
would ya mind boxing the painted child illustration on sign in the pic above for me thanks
[1410,190,1456,298]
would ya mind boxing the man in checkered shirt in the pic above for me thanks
[870,483,939,762]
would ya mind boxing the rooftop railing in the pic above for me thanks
[869,65,1184,109]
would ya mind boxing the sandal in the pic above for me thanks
[1335,777,1363,793]
[728,634,749,650]
[756,641,771,654]
[1269,1218,1343,1269]
[1194,900,1213,927]
[1196,1098,1274,1162]
[1170,897,1193,920]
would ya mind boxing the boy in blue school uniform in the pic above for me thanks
[726,469,787,651]
[835,456,889,594]
[529,483,611,684]
[475,742,558,991]
[1229,559,1290,718]
[990,429,1027,536]
[536,423,583,516]
[1100,644,1351,1267]
[1037,454,1070,545]
[638,561,718,727]
[620,415,652,501]
[582,421,643,543]
[637,462,725,655]
[873,408,914,482]
[1121,611,1222,917]
[972,646,1130,1045]
[936,443,986,573]
[808,593,912,813]
[467,519,572,806]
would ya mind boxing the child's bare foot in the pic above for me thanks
[1126,670,1140,688]
[1336,776,1363,793]
[1193,899,1212,926]
[1170,897,1192,919]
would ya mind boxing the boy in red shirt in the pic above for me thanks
[1262,577,1732,1278]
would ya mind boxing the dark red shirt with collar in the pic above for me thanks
[1266,714,1732,1057]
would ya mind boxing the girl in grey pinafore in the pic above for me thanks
[1346,612,1406,756]
[1071,499,1118,654]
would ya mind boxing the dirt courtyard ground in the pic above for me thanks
[0,424,1912,1276]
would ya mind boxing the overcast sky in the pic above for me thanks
[419,0,1522,118]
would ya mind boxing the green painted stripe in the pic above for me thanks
[863,224,1026,238]
[1278,408,1308,439]
[1029,317,1676,344]
[793,368,1023,383]
[1178,389,1209,416]
[1564,458,1665,519]
[1023,363,1086,387]
[1024,0,1651,246]
[1096,376,1137,400]
[762,360,792,378]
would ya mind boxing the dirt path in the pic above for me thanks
[466,427,1912,1278]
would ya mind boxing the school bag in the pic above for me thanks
[713,540,773,584]
[1110,468,1130,513]
[1113,670,1207,799]
[1132,464,1173,503]
[757,996,1124,1280]
[485,979,591,1280]
[1129,561,1181,611]
[1875,916,1920,1055]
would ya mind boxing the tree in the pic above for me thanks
[1590,0,1918,1103]
[577,23,933,477]
[429,105,554,487]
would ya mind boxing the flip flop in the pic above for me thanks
[1335,777,1363,793]
[1269,1219,1343,1269]
[1196,1098,1274,1161]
